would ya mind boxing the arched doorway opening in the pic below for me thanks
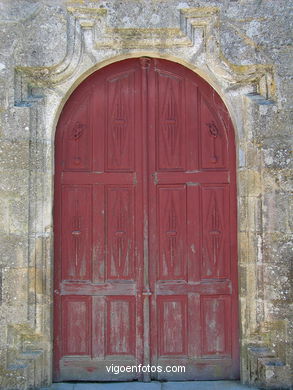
[53,57,239,382]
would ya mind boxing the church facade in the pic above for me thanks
[0,1,292,389]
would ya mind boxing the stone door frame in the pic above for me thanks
[11,5,276,387]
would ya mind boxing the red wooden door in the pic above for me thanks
[54,58,239,382]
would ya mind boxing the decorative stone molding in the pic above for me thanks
[14,6,275,105]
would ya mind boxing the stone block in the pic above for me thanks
[0,233,28,268]
[13,4,67,67]
[0,168,29,196]
[263,232,293,265]
[238,232,259,264]
[1,107,31,140]
[0,140,30,170]
[263,169,292,193]
[0,304,28,329]
[262,265,291,302]
[263,137,292,170]
[0,192,29,234]
[2,267,28,306]
[263,192,292,233]
[238,169,262,197]
[239,196,263,233]
[28,140,53,172]
[243,142,262,169]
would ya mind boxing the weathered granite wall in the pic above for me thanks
[0,0,292,389]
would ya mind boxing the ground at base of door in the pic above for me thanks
[40,381,261,390]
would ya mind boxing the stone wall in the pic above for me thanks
[0,0,292,389]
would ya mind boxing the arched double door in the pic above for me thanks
[54,58,239,381]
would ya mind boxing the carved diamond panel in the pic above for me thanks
[157,71,185,171]
[61,186,92,280]
[158,185,187,280]
[106,186,135,280]
[201,185,229,278]
[106,71,135,171]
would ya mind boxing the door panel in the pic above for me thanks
[156,70,185,171]
[61,186,92,280]
[54,58,239,382]
[201,185,230,279]
[62,296,91,356]
[148,59,238,380]
[54,60,144,381]
[105,70,136,172]
[158,185,187,280]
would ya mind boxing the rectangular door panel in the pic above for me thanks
[106,296,136,356]
[156,70,186,171]
[201,295,231,357]
[62,296,91,356]
[106,70,136,172]
[157,296,187,357]
[106,186,136,280]
[201,185,230,279]
[61,185,92,281]
[157,185,187,280]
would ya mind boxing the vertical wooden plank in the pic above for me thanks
[92,185,105,283]
[139,57,151,381]
[148,58,159,376]
[188,294,201,358]
[92,78,105,172]
[134,61,145,377]
[187,185,200,282]
[92,296,105,358]
[186,79,199,171]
